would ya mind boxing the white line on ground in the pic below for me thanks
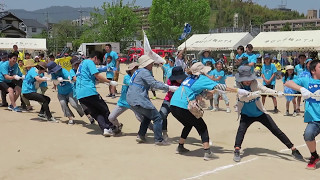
[183,139,320,180]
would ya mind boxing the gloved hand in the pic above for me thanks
[300,87,312,99]
[248,91,261,99]
[21,75,25,80]
[237,89,250,96]
[110,81,118,86]
[13,75,21,80]
[168,86,179,92]
[277,91,284,98]
[42,77,51,81]
[57,77,64,82]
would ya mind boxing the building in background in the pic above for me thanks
[307,10,318,19]
[0,11,26,38]
[263,18,320,32]
[20,19,46,38]
[72,16,92,26]
[133,7,150,30]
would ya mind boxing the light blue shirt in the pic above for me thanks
[75,59,99,99]
[240,85,264,117]
[294,64,304,76]
[51,68,73,95]
[70,68,77,98]
[39,73,47,87]
[201,57,215,65]
[104,51,119,70]
[236,53,248,66]
[208,69,226,84]
[0,61,22,83]
[117,74,131,108]
[162,63,170,78]
[170,75,217,110]
[242,53,257,72]
[282,75,297,84]
[293,77,320,123]
[98,63,115,79]
[163,65,174,80]
[262,63,277,85]
[22,67,38,94]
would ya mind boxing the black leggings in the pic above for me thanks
[234,113,294,149]
[170,105,209,143]
[23,92,52,119]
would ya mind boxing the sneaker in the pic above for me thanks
[211,107,218,112]
[47,117,59,123]
[103,128,114,137]
[274,108,279,114]
[284,111,289,116]
[68,120,74,125]
[13,106,22,112]
[233,149,241,162]
[292,112,297,117]
[291,149,303,160]
[163,131,169,142]
[203,151,218,161]
[111,94,116,99]
[176,145,190,154]
[234,105,238,112]
[38,113,46,118]
[226,107,231,113]
[152,96,157,100]
[306,156,320,170]
[136,135,146,143]
[155,140,170,146]
[106,94,112,97]
[0,102,8,107]
[7,105,14,111]
[113,123,123,135]
[207,106,213,110]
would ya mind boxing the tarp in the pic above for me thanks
[249,30,320,51]
[0,38,46,51]
[178,32,253,51]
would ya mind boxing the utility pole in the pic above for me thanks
[78,6,85,27]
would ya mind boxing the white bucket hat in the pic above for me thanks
[138,55,155,68]
[190,62,211,76]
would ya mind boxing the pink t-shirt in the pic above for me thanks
[164,79,181,102]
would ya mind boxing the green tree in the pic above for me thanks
[281,22,292,31]
[148,0,210,46]
[79,0,139,52]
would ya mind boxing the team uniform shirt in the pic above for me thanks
[282,75,297,84]
[51,68,73,95]
[201,57,215,65]
[69,69,77,98]
[75,59,99,99]
[294,64,304,76]
[55,56,72,71]
[98,63,115,79]
[117,74,131,108]
[170,75,218,110]
[242,53,257,72]
[104,51,119,71]
[19,66,26,75]
[162,65,174,81]
[208,69,226,84]
[261,63,277,85]
[162,63,170,78]
[293,77,320,123]
[240,85,264,117]
[236,53,248,66]
[39,73,47,87]
[22,67,39,94]
[0,61,22,83]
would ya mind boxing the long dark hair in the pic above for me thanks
[284,70,296,82]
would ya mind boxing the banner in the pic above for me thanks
[143,30,165,64]
[179,23,192,40]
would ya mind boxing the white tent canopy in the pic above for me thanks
[249,30,320,51]
[0,38,46,51]
[178,32,253,51]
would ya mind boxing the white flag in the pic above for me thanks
[143,30,165,64]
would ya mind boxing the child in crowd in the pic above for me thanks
[235,45,248,66]
[282,65,297,117]
[162,57,175,84]
[233,65,303,162]
[285,60,320,169]
[98,56,116,98]
[294,54,306,113]
[205,60,230,113]
[201,50,215,65]
[261,54,279,113]
[18,60,26,76]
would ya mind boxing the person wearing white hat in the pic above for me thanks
[127,55,178,145]
[282,65,298,116]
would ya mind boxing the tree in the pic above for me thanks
[148,0,210,46]
[79,0,140,52]
[281,22,291,31]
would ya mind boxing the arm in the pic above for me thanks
[284,80,302,91]
[35,76,48,83]
[94,73,112,84]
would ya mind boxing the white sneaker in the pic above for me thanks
[68,120,74,125]
[48,117,59,123]
[292,112,297,117]
[226,107,231,113]
[203,151,218,161]
[163,131,169,142]
[211,107,218,112]
[103,128,114,137]
[284,111,289,116]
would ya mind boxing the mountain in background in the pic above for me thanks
[9,6,96,25]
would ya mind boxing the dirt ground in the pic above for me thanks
[0,64,319,180]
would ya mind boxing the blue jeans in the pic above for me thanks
[131,105,163,142]
[159,100,170,131]
[304,121,320,141]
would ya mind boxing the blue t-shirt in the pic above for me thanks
[117,74,131,108]
[293,77,320,123]
[162,63,170,78]
[98,63,116,79]
[51,68,73,95]
[75,59,99,99]
[201,57,215,65]
[240,85,264,117]
[70,69,77,98]
[262,63,277,85]
[170,75,217,109]
[22,67,38,94]
[294,64,304,76]
[282,75,297,84]
[208,69,226,84]
[163,65,174,80]
[236,53,248,66]
[39,73,47,87]
[0,61,22,83]
[104,51,119,70]
[242,53,257,72]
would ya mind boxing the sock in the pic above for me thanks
[311,151,319,158]
[178,143,184,147]
[204,148,210,153]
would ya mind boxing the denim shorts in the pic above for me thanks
[304,121,320,141]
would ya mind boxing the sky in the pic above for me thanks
[2,0,320,15]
